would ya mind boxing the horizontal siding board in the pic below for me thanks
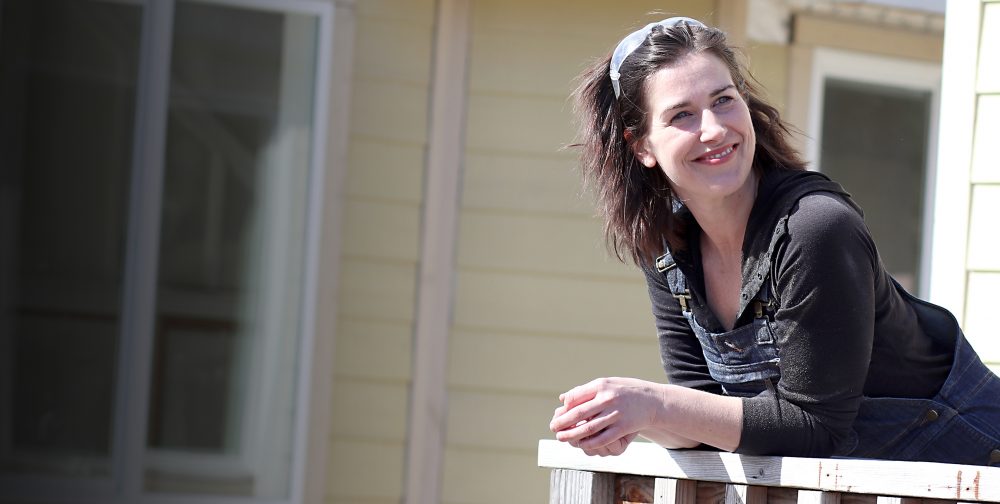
[461,153,591,215]
[470,0,713,36]
[339,258,417,322]
[350,80,430,145]
[448,329,662,395]
[330,380,409,441]
[966,185,1000,270]
[347,137,425,203]
[971,95,1000,183]
[468,30,608,96]
[456,212,635,279]
[794,15,942,62]
[452,270,652,338]
[445,390,556,451]
[977,3,1000,93]
[354,17,434,83]
[326,440,406,500]
[335,318,412,381]
[356,0,435,25]
[442,448,548,504]
[464,93,576,155]
[964,272,1000,361]
[342,199,421,262]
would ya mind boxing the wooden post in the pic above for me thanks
[875,497,921,504]
[655,478,698,504]
[550,469,615,504]
[726,484,768,504]
[798,490,842,504]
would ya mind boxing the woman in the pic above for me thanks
[548,17,1000,466]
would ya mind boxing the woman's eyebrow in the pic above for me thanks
[659,84,738,118]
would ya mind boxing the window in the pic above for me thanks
[0,0,332,501]
[806,49,941,296]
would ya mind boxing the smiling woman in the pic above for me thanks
[550,17,1000,467]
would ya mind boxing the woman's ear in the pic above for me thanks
[629,134,658,168]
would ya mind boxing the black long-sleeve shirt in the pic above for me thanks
[644,169,952,457]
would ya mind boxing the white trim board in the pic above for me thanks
[927,0,982,323]
[403,1,471,503]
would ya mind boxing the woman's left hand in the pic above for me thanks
[549,377,666,451]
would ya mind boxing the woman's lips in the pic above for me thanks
[695,144,737,163]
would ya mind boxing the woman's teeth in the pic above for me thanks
[705,145,734,160]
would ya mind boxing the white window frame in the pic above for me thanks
[0,0,333,502]
[805,48,941,298]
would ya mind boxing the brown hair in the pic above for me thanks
[572,21,806,266]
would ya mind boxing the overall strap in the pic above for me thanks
[752,277,776,319]
[654,250,692,313]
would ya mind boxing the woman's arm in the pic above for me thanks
[550,378,741,452]
[737,193,878,456]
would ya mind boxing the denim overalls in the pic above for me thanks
[655,249,1000,467]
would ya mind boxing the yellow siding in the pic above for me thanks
[327,0,435,502]
[964,272,1000,364]
[977,3,1000,93]
[462,153,593,215]
[971,95,1000,183]
[745,43,789,114]
[964,1,1000,370]
[794,14,943,62]
[966,185,1000,271]
[445,1,715,503]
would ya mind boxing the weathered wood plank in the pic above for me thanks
[725,484,768,504]
[841,493,876,504]
[617,474,654,503]
[698,481,727,504]
[797,490,842,504]
[875,497,921,504]
[768,487,801,504]
[538,440,1000,502]
[550,469,615,504]
[655,478,698,504]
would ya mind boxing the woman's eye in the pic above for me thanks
[715,95,734,106]
[670,111,692,123]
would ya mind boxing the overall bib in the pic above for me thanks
[656,252,1000,467]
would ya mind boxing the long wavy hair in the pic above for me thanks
[572,21,806,266]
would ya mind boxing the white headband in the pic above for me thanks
[609,17,706,98]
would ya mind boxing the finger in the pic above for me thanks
[551,404,568,420]
[605,440,625,456]
[578,423,629,451]
[549,400,606,433]
[555,410,619,443]
[560,379,603,409]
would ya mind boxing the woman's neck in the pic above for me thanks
[683,173,758,257]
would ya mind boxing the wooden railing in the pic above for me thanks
[538,440,1000,504]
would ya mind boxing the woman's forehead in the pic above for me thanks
[645,53,735,103]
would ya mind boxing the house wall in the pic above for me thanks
[783,13,943,156]
[443,2,714,503]
[321,2,991,503]
[958,1,1000,373]
[325,1,435,502]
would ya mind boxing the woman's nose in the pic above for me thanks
[699,111,726,143]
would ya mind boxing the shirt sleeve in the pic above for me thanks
[737,193,878,457]
[642,264,724,395]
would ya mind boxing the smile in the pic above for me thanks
[699,145,735,161]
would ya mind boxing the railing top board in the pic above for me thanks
[538,440,1000,503]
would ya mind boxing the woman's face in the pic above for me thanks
[633,52,756,206]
